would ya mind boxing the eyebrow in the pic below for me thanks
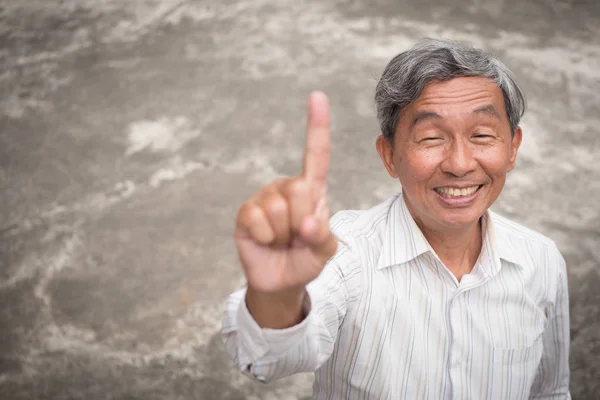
[408,105,502,133]
[472,105,502,120]
[408,111,442,132]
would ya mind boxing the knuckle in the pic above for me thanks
[256,181,280,198]
[306,144,330,158]
[236,203,251,221]
[264,195,288,216]
[269,177,292,191]
[310,176,328,187]
[251,226,274,244]
[238,203,263,225]
[272,177,288,186]
[287,178,309,197]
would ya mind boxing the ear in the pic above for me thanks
[376,135,399,178]
[507,126,523,172]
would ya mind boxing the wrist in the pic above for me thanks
[245,286,307,329]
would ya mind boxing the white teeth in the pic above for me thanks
[436,185,479,198]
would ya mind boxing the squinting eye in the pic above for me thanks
[473,133,493,138]
[422,137,442,141]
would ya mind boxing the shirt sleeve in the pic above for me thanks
[220,241,357,384]
[529,249,571,399]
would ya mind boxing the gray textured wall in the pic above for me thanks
[0,0,599,399]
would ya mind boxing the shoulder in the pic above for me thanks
[490,211,566,275]
[329,194,397,241]
[323,195,397,275]
[491,211,556,247]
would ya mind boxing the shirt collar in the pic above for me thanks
[486,211,528,270]
[376,193,432,270]
[376,193,526,271]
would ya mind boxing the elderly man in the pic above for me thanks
[221,39,571,399]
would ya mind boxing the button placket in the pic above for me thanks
[447,291,467,400]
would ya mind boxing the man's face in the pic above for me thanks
[377,77,522,232]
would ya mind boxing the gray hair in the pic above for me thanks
[375,38,526,142]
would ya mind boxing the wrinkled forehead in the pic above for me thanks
[400,77,509,121]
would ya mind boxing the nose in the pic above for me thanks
[440,138,478,177]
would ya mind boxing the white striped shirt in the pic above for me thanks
[222,193,570,399]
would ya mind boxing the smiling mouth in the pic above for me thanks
[434,185,483,198]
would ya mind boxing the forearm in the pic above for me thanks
[221,237,354,384]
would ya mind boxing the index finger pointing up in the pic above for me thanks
[303,91,331,188]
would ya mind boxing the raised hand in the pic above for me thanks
[234,92,338,328]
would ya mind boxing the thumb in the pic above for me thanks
[300,198,337,262]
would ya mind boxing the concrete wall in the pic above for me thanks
[0,0,598,398]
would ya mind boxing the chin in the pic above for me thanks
[436,210,484,230]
